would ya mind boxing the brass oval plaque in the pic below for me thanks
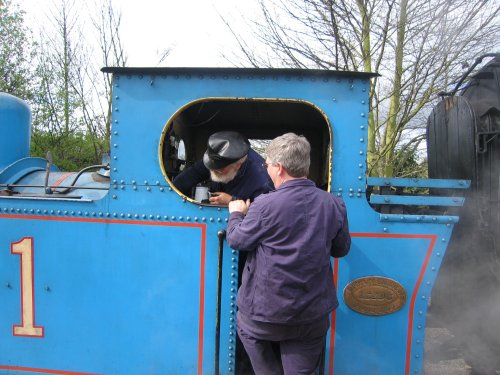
[343,276,406,316]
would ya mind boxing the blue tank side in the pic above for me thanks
[0,93,31,171]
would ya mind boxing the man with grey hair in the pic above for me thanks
[227,132,351,374]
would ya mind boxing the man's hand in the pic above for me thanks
[209,192,232,205]
[228,199,251,215]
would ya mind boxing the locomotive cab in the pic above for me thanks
[0,67,472,375]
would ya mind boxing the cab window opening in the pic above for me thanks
[161,99,332,202]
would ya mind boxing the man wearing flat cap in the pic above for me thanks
[173,131,273,205]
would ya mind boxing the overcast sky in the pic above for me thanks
[16,0,259,67]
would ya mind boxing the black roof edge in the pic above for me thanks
[101,66,380,78]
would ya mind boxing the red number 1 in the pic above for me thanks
[11,237,44,337]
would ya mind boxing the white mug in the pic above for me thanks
[194,186,209,202]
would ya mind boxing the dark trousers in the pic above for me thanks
[237,311,330,375]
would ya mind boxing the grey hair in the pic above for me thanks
[265,133,310,177]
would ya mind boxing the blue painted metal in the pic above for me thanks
[0,157,60,185]
[367,177,471,189]
[369,195,465,206]
[0,69,468,375]
[0,93,31,171]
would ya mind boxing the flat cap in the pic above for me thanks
[203,131,250,170]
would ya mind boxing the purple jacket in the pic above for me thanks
[227,179,351,324]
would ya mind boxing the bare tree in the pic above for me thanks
[224,0,500,176]
[30,0,126,169]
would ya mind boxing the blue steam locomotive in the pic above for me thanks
[0,65,476,375]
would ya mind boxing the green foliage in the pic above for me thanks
[0,0,36,99]
[30,130,106,171]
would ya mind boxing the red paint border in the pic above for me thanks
[51,173,75,190]
[327,232,437,375]
[0,365,103,375]
[0,214,207,375]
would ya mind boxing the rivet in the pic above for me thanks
[431,267,436,271]
[359,150,364,155]
[113,144,118,148]
[133,186,137,190]
[417,325,422,329]
[127,214,131,218]
[383,227,388,232]
[360,125,365,129]
[160,187,164,192]
[436,252,441,256]
[421,295,426,300]
[113,168,117,172]
[112,195,117,199]
[210,218,214,222]
[359,164,363,168]
[359,138,364,142]
[361,113,365,117]
[441,238,446,242]
[146,187,151,191]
